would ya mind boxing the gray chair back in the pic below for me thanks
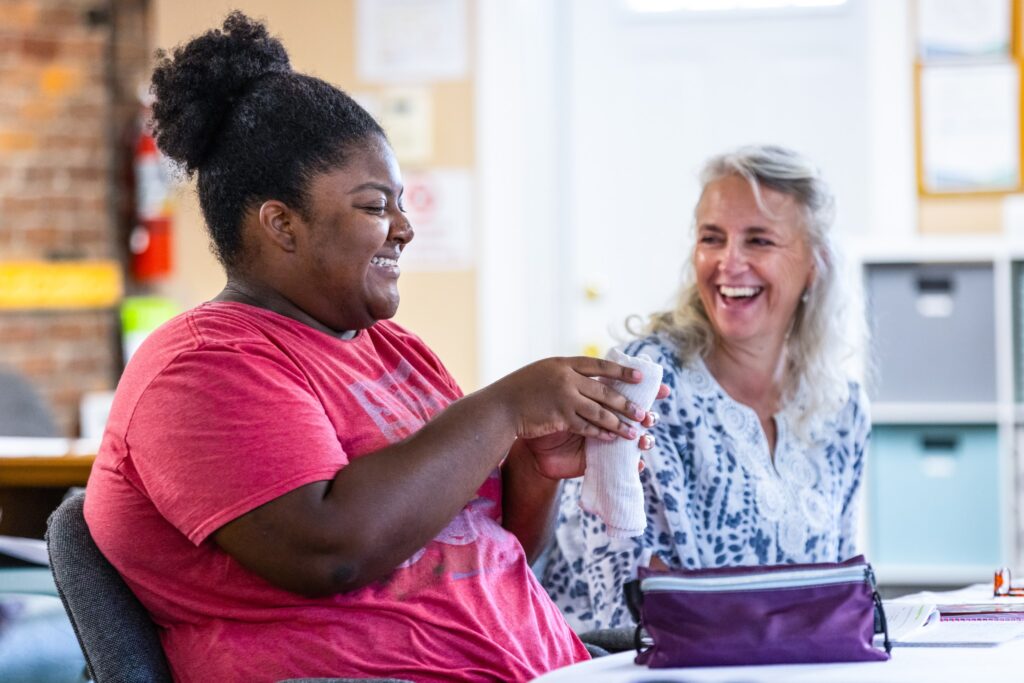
[45,492,173,683]
[0,368,59,437]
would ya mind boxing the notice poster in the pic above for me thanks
[399,170,473,271]
[356,0,467,83]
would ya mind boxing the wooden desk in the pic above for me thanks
[0,456,95,487]
[0,455,95,539]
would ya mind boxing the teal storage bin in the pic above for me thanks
[869,425,1001,567]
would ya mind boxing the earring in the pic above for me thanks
[801,290,809,304]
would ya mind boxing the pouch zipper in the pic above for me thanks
[641,563,871,593]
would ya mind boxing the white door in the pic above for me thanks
[476,0,913,380]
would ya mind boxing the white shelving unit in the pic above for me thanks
[850,237,1021,586]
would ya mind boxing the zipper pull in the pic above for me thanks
[872,589,891,654]
[866,564,892,654]
[865,564,877,589]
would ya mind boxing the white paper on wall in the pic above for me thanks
[354,88,434,164]
[400,169,474,271]
[356,0,467,83]
[917,0,1011,60]
[379,87,434,165]
[920,62,1019,192]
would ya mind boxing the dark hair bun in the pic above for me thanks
[150,11,291,172]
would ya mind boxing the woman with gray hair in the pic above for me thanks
[542,144,869,632]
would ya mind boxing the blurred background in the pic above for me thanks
[2,0,1024,676]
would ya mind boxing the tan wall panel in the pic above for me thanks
[166,186,224,306]
[430,81,475,168]
[155,0,352,83]
[393,270,478,390]
[918,196,1004,234]
[153,0,479,390]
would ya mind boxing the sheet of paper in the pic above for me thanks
[920,62,1020,192]
[884,602,940,641]
[356,0,467,82]
[917,0,1011,59]
[378,87,433,165]
[399,169,474,270]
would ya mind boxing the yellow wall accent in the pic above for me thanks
[39,65,81,96]
[153,0,479,390]
[0,130,36,152]
[0,261,122,309]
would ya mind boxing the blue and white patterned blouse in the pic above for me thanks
[541,334,870,632]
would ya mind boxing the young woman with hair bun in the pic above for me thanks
[86,12,663,682]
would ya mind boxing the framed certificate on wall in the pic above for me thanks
[917,0,1012,61]
[918,61,1021,194]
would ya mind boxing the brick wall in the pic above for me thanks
[0,0,150,436]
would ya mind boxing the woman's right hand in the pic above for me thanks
[488,356,649,442]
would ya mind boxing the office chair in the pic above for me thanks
[46,493,411,683]
[46,492,174,683]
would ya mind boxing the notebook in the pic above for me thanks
[882,600,1024,647]
[937,602,1024,621]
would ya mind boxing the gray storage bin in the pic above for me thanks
[866,262,996,402]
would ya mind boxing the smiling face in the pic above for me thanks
[693,173,815,353]
[293,136,412,331]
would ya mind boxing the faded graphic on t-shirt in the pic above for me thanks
[348,359,448,443]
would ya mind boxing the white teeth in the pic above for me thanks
[371,256,398,267]
[719,285,761,298]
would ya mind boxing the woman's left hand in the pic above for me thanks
[523,383,669,480]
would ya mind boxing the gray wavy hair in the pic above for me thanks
[643,144,863,440]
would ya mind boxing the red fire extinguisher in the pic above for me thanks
[129,103,175,281]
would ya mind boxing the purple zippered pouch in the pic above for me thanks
[630,555,891,668]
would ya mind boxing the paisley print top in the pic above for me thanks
[541,334,870,631]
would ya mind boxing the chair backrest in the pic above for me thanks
[45,492,173,683]
[0,367,59,436]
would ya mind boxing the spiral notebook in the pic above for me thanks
[938,602,1024,621]
[883,600,1024,647]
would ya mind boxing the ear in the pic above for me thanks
[256,200,300,253]
[805,262,817,291]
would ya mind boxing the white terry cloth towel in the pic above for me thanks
[579,348,663,538]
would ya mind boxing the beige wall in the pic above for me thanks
[153,0,479,390]
[918,195,1005,235]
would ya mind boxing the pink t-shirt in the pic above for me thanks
[85,302,587,683]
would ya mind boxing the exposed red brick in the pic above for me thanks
[0,321,38,343]
[39,6,84,30]
[20,36,60,60]
[22,226,62,246]
[0,0,147,436]
[59,38,104,61]
[20,354,58,377]
[0,3,42,31]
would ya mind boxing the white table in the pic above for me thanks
[536,584,1024,682]
[534,643,1024,683]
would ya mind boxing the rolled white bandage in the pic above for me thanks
[579,348,663,538]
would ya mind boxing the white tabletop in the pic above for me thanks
[533,643,1024,683]
[535,584,1024,683]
